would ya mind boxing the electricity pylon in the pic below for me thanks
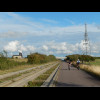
[83,23,90,55]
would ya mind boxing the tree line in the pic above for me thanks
[65,54,95,63]
[0,51,57,70]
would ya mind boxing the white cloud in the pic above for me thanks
[26,45,36,51]
[0,12,100,39]
[38,41,100,56]
[0,31,28,38]
[90,42,100,54]
[4,41,20,52]
[3,40,100,57]
[38,41,79,55]
[3,41,36,53]
[19,44,27,52]
[0,12,46,38]
[41,18,58,24]
[77,40,100,55]
[42,45,48,51]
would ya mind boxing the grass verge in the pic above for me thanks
[0,61,57,75]
[80,64,100,79]
[88,59,100,66]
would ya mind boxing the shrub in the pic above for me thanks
[27,53,56,64]
[0,57,27,70]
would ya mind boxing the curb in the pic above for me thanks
[41,64,60,87]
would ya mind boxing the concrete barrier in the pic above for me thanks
[41,64,60,87]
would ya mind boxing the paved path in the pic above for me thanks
[56,61,100,87]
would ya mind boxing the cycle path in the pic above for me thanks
[56,61,100,87]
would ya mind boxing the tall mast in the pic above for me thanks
[84,23,89,55]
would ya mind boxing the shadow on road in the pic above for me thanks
[54,81,83,87]
[58,66,79,70]
[83,71,100,81]
[59,68,78,70]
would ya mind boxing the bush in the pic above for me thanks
[0,57,27,70]
[27,53,56,64]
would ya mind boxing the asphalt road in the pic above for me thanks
[56,61,100,87]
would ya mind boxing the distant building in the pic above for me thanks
[12,52,23,59]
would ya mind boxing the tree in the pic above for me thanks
[0,52,4,57]
[65,54,95,63]
[3,50,8,58]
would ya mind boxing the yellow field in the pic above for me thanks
[80,64,100,77]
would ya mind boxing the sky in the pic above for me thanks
[0,12,100,57]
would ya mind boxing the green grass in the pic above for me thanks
[35,74,50,80]
[0,74,21,83]
[0,58,27,70]
[84,59,100,66]
[27,81,44,87]
[89,59,100,66]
